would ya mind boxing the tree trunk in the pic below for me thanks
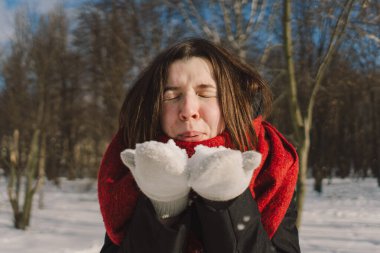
[38,132,47,209]
[7,130,22,228]
[283,0,306,227]
[283,0,355,227]
[22,128,41,228]
[7,117,46,229]
[313,170,323,193]
[296,120,310,228]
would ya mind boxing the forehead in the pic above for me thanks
[166,57,216,87]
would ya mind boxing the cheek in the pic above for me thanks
[201,102,224,130]
[160,104,176,133]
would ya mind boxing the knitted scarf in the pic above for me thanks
[98,116,299,250]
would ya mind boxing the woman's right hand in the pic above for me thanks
[120,140,190,218]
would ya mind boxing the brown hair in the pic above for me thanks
[119,38,272,150]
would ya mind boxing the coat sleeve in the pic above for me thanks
[195,189,300,253]
[100,194,190,253]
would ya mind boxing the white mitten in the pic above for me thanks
[188,145,262,201]
[120,140,189,218]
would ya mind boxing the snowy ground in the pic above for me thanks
[0,177,379,253]
[300,178,380,253]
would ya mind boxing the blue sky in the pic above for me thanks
[3,0,85,9]
[4,0,18,8]
[0,0,87,46]
[0,0,88,89]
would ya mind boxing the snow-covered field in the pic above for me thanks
[0,178,104,253]
[300,178,380,253]
[0,177,379,253]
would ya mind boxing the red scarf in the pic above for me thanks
[98,116,299,250]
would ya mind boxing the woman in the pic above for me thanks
[98,38,300,252]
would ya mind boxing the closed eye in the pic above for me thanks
[163,90,181,101]
[197,91,217,98]
[163,84,218,100]
[196,85,218,98]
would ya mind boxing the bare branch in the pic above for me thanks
[234,0,243,42]
[283,0,304,136]
[245,0,266,35]
[187,0,220,42]
[244,0,258,36]
[175,1,202,35]
[307,0,356,124]
[219,0,236,45]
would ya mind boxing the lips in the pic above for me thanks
[177,131,205,142]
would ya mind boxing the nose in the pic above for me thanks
[179,94,200,121]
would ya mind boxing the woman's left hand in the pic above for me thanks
[188,145,261,202]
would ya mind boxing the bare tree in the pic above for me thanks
[283,0,358,226]
[165,0,273,61]
[0,6,80,228]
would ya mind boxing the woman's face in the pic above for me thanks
[160,57,225,142]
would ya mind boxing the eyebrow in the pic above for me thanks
[163,86,180,92]
[197,84,217,89]
[164,84,217,92]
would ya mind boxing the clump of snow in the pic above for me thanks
[0,175,379,252]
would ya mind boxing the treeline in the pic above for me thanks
[0,0,379,185]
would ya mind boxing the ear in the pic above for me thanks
[120,149,136,172]
[242,151,262,173]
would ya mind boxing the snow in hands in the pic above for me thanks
[121,139,262,202]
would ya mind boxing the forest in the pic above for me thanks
[0,0,379,229]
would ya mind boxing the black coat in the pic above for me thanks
[100,189,300,253]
